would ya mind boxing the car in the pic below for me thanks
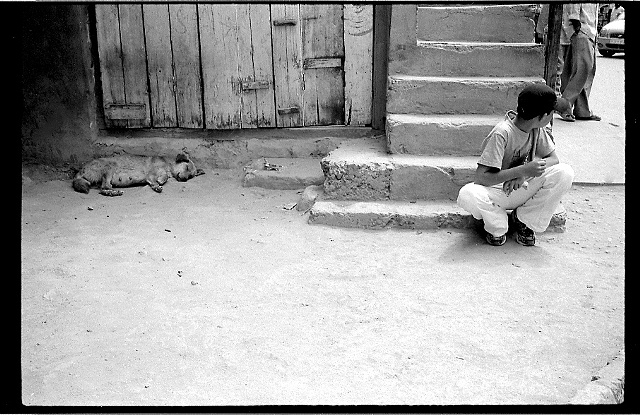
[597,14,625,57]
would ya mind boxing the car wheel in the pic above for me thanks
[599,49,615,57]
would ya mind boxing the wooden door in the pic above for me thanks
[198,3,277,129]
[95,4,373,129]
[95,4,151,128]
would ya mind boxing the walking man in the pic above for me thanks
[557,3,601,122]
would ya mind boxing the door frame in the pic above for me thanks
[371,4,391,130]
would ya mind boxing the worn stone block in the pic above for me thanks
[321,159,393,200]
[417,5,536,43]
[386,114,498,156]
[389,42,544,78]
[320,137,393,200]
[321,137,479,202]
[387,76,544,115]
[389,155,477,201]
[242,158,324,190]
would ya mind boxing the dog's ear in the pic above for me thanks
[195,169,205,176]
[176,153,190,163]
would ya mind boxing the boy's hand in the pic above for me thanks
[522,159,547,177]
[503,177,528,196]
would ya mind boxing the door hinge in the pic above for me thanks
[104,104,147,120]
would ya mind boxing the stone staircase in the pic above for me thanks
[309,4,566,231]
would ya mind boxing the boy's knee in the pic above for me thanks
[457,183,474,201]
[555,163,575,185]
[545,163,574,192]
[457,183,483,208]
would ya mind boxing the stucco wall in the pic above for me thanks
[21,4,98,165]
[388,4,417,76]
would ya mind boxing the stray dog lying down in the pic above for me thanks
[73,153,205,196]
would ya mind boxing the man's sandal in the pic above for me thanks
[575,114,602,121]
[557,112,575,122]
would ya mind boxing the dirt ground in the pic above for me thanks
[21,164,624,406]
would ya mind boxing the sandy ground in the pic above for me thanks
[21,165,624,406]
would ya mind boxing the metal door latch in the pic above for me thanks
[277,106,300,115]
[273,19,297,26]
[241,80,270,92]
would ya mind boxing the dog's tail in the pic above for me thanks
[72,176,91,194]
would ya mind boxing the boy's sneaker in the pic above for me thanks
[485,232,507,246]
[512,210,536,246]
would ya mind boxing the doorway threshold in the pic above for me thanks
[94,127,384,169]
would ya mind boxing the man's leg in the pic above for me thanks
[573,40,597,118]
[561,34,596,118]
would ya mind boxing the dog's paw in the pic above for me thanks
[152,185,163,193]
[99,189,124,197]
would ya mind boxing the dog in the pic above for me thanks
[73,153,205,196]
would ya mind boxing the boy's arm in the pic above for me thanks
[475,160,547,187]
[475,164,525,187]
[541,150,559,168]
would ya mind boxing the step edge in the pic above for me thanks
[324,152,480,167]
[309,199,567,232]
[389,75,545,82]
[387,113,502,123]
[417,40,542,48]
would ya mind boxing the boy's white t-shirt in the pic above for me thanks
[478,110,556,172]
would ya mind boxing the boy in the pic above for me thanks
[457,84,575,246]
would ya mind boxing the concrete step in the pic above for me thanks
[242,157,324,190]
[386,113,499,156]
[417,4,536,43]
[389,41,544,78]
[387,75,544,115]
[309,199,567,233]
[321,137,477,201]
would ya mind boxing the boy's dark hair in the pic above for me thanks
[517,84,559,120]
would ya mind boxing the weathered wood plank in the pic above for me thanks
[118,4,150,128]
[236,4,258,128]
[344,4,373,126]
[143,4,177,127]
[104,104,147,120]
[300,4,344,126]
[303,58,342,69]
[199,4,242,129]
[169,4,203,128]
[271,4,303,127]
[241,4,277,128]
[95,4,127,128]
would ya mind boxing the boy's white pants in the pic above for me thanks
[457,163,574,237]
